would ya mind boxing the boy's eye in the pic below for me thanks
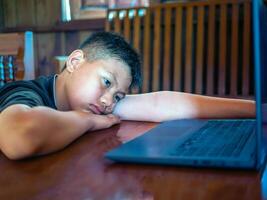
[103,78,111,88]
[114,95,122,102]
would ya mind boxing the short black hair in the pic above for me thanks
[64,32,142,89]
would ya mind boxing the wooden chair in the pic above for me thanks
[0,31,35,86]
[106,0,253,99]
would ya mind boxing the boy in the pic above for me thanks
[0,32,255,160]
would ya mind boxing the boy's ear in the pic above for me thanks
[66,49,85,73]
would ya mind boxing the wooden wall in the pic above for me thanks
[34,31,95,76]
[2,0,60,28]
[0,0,104,77]
[0,0,4,30]
[106,1,254,98]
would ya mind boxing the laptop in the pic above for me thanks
[105,0,267,170]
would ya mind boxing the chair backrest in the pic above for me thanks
[106,0,253,99]
[0,31,35,86]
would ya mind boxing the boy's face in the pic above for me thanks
[63,50,132,114]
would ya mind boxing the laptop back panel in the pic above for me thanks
[253,0,267,168]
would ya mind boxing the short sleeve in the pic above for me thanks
[0,90,45,112]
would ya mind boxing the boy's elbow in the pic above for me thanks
[1,138,37,160]
[0,125,39,160]
[0,106,39,160]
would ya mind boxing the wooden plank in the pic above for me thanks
[218,4,227,96]
[36,0,60,27]
[195,6,204,95]
[34,32,40,76]
[133,9,141,52]
[79,31,92,46]
[207,5,215,95]
[242,2,251,97]
[16,0,36,26]
[173,6,182,91]
[163,7,171,90]
[107,0,251,10]
[60,32,66,55]
[230,4,239,97]
[105,11,110,31]
[53,32,66,73]
[152,0,251,8]
[114,12,121,34]
[123,10,131,42]
[3,0,17,28]
[0,0,4,30]
[131,9,141,94]
[0,33,24,55]
[142,9,151,93]
[185,6,193,93]
[105,18,111,32]
[35,33,56,75]
[152,7,161,91]
[65,32,79,55]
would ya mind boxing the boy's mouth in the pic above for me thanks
[89,104,104,115]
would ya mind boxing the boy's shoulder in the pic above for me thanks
[0,75,57,110]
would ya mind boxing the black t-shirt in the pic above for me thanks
[0,75,57,112]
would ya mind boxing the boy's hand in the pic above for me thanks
[85,112,120,131]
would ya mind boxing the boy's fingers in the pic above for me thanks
[106,114,120,123]
[90,113,120,131]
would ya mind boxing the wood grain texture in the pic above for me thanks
[242,2,251,97]
[0,121,263,200]
[185,6,193,93]
[142,9,151,93]
[16,0,36,27]
[133,10,141,52]
[152,7,161,92]
[173,6,182,92]
[207,5,215,96]
[230,4,239,97]
[36,0,61,27]
[36,33,57,75]
[114,12,121,34]
[0,0,4,30]
[105,1,253,98]
[195,6,204,94]
[123,10,131,42]
[218,4,227,96]
[3,0,17,28]
[163,7,171,91]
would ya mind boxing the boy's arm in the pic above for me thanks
[113,91,255,122]
[0,104,119,160]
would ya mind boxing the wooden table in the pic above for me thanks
[0,121,266,200]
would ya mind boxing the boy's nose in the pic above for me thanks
[100,94,114,111]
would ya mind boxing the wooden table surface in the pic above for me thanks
[0,121,266,200]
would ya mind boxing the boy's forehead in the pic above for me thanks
[101,59,131,77]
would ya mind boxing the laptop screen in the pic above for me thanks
[253,0,267,162]
[261,3,267,123]
[259,1,267,154]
